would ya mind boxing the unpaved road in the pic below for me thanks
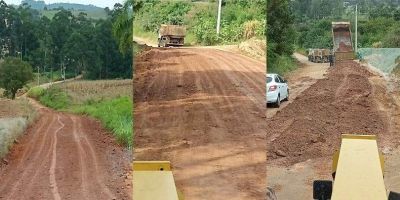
[134,47,266,199]
[0,100,132,200]
[267,57,400,199]
[266,53,329,117]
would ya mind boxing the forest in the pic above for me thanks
[0,0,132,80]
[268,0,400,74]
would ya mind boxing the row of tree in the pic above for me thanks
[0,0,132,80]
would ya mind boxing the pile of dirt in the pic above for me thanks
[238,38,266,62]
[268,61,390,166]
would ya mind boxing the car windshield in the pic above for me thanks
[267,77,272,83]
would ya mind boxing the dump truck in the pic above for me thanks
[313,134,400,200]
[308,49,332,63]
[332,22,355,61]
[158,25,186,48]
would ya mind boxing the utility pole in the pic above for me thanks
[37,66,40,86]
[216,0,222,35]
[355,4,358,54]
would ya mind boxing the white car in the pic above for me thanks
[266,73,289,107]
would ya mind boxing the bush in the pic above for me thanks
[39,87,71,109]
[0,57,34,99]
[27,87,45,99]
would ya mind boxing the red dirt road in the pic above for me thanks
[0,102,131,200]
[134,47,266,200]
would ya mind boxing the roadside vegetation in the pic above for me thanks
[0,58,34,99]
[132,0,266,46]
[0,98,36,159]
[28,80,133,147]
[268,0,400,75]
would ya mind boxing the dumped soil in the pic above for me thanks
[267,60,398,166]
[0,102,132,200]
[134,47,266,200]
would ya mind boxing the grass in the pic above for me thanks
[39,87,71,110]
[0,98,37,158]
[71,97,132,147]
[27,87,45,99]
[296,47,308,56]
[27,80,133,148]
[268,55,297,75]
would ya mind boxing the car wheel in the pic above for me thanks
[275,95,280,108]
[286,89,289,101]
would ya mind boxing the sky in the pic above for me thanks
[3,0,124,8]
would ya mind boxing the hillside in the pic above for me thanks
[19,0,108,19]
[21,0,104,10]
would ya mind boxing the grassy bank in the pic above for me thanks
[27,80,132,148]
[267,54,297,75]
[0,98,37,158]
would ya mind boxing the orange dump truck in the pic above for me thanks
[158,25,186,48]
[332,22,355,61]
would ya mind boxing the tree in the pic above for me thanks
[0,57,33,99]
[112,0,144,53]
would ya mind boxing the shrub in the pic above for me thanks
[27,87,45,99]
[39,87,71,110]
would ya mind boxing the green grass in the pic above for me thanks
[39,87,71,110]
[296,47,308,56]
[71,96,132,147]
[27,87,45,99]
[268,55,297,75]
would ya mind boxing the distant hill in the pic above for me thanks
[21,0,105,10]
[20,0,108,19]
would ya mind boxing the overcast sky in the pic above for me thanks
[3,0,124,8]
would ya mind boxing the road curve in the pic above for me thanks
[0,101,132,200]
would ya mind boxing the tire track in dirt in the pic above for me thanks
[134,47,266,200]
[0,101,131,200]
[49,115,64,200]
[3,111,57,199]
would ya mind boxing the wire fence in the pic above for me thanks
[358,48,400,74]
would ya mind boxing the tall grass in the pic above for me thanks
[268,55,297,75]
[72,97,132,148]
[27,86,45,99]
[39,87,71,110]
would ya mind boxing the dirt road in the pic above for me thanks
[0,100,132,200]
[134,47,266,199]
[267,53,329,117]
[267,58,400,199]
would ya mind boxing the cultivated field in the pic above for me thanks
[57,79,132,104]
